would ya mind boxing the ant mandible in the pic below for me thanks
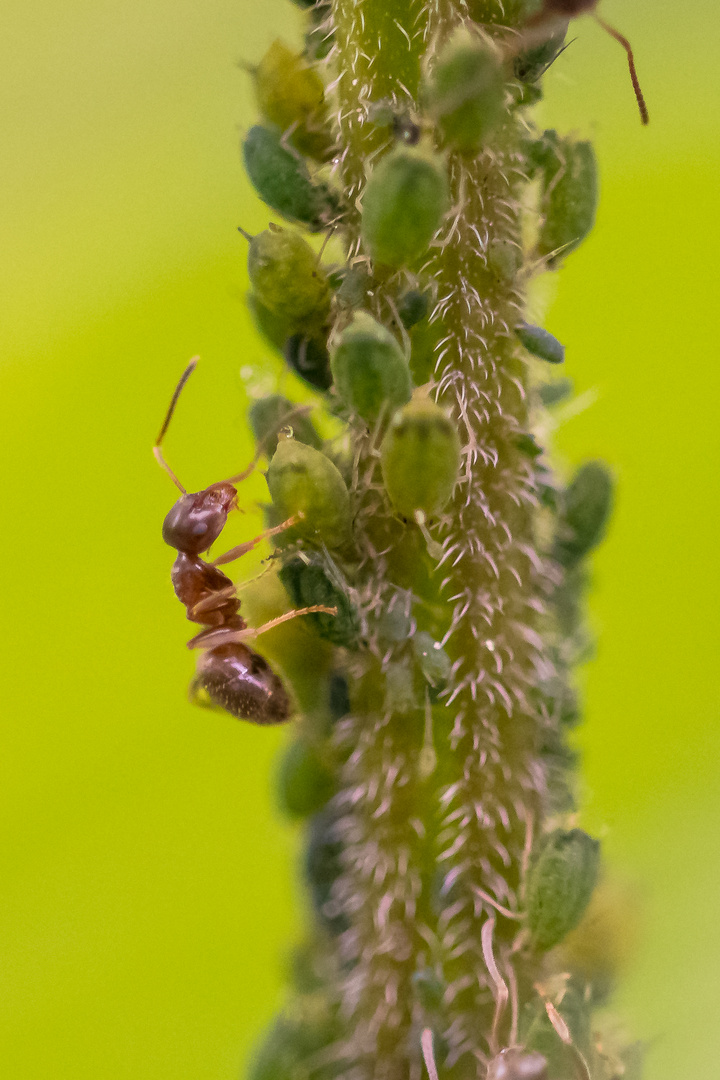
[524,0,649,125]
[153,358,335,725]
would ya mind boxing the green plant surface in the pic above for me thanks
[0,2,719,1079]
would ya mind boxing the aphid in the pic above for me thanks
[527,828,600,951]
[525,0,648,125]
[361,148,449,269]
[329,311,413,425]
[154,359,335,725]
[424,31,505,152]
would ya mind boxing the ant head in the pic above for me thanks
[162,482,237,555]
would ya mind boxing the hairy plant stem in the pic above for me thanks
[325,3,560,1078]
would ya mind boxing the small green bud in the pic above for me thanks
[514,22,568,83]
[425,33,505,152]
[267,433,351,548]
[553,461,614,569]
[397,289,429,329]
[248,226,330,327]
[380,397,461,520]
[330,312,413,424]
[283,333,332,391]
[361,148,449,269]
[527,829,601,951]
[248,394,322,456]
[242,126,339,231]
[488,238,522,282]
[538,139,598,264]
[539,378,572,407]
[277,739,334,818]
[412,631,451,688]
[252,40,333,161]
[279,554,359,647]
[515,323,565,364]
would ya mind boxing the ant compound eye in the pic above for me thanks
[242,126,340,233]
[380,397,461,521]
[248,227,331,328]
[279,554,360,647]
[252,40,334,162]
[538,138,598,265]
[552,461,613,569]
[412,631,451,689]
[361,148,449,269]
[515,322,565,364]
[330,312,413,425]
[249,394,322,457]
[283,333,332,391]
[266,434,351,548]
[527,828,600,951]
[424,31,505,153]
[514,21,568,83]
[277,739,334,818]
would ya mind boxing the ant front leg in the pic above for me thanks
[210,514,303,567]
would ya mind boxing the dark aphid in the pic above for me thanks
[397,289,429,329]
[248,394,322,456]
[279,553,360,647]
[284,333,333,391]
[524,0,648,124]
[515,322,565,364]
[514,20,569,83]
[153,359,335,724]
[391,114,422,146]
[242,125,340,231]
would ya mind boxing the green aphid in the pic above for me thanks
[538,138,598,264]
[248,394,322,457]
[247,292,291,353]
[334,263,371,309]
[284,333,332,391]
[266,432,351,548]
[330,312,413,424]
[515,322,565,364]
[527,828,600,951]
[247,226,330,327]
[279,554,359,647]
[488,238,522,282]
[553,461,614,569]
[539,378,573,407]
[413,631,451,688]
[514,21,569,83]
[252,40,333,161]
[380,396,461,521]
[361,148,449,269]
[242,126,339,232]
[397,289,429,329]
[425,32,505,153]
[277,739,334,818]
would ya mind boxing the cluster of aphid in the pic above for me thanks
[154,0,644,1077]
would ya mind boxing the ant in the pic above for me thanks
[523,0,649,125]
[153,358,335,725]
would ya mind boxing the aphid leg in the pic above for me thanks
[187,605,338,650]
[210,514,303,567]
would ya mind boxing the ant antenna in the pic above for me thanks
[594,15,649,125]
[153,356,199,493]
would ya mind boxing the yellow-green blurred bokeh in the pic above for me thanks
[1,1,718,1077]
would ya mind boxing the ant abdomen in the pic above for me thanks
[196,643,291,724]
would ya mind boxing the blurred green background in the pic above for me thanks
[1,1,718,1076]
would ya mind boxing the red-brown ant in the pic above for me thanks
[524,0,649,125]
[154,358,335,725]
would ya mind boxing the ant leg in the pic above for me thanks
[187,605,337,650]
[210,514,302,567]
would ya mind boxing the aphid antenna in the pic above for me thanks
[237,226,254,242]
[153,356,199,493]
[593,15,649,125]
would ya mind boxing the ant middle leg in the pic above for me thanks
[187,604,337,650]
